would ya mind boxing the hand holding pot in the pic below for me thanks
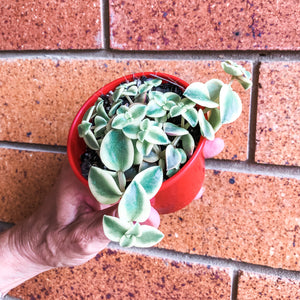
[0,161,116,295]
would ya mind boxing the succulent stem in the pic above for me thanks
[118,171,126,192]
[125,95,133,104]
[181,116,185,128]
[172,136,181,147]
[153,144,161,155]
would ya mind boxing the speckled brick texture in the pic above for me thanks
[110,0,300,51]
[0,59,251,160]
[237,272,300,299]
[256,62,300,167]
[0,0,102,50]
[0,149,65,223]
[159,170,300,271]
[10,249,231,300]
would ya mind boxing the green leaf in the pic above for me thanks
[236,76,252,90]
[156,115,168,124]
[118,181,151,222]
[146,100,166,118]
[149,91,166,106]
[108,100,122,117]
[133,141,143,165]
[140,119,151,131]
[205,79,224,102]
[82,106,95,122]
[136,140,153,156]
[111,114,128,129]
[169,106,185,118]
[138,83,153,94]
[134,225,164,248]
[181,133,195,157]
[103,215,131,242]
[125,222,142,237]
[143,150,159,163]
[208,108,222,132]
[163,122,189,136]
[139,161,156,173]
[78,121,92,137]
[158,158,166,170]
[219,84,242,124]
[145,126,169,145]
[95,115,107,127]
[129,104,147,121]
[182,97,196,108]
[94,116,107,138]
[133,166,163,198]
[134,92,147,104]
[119,81,136,89]
[149,78,162,87]
[182,108,198,127]
[221,60,244,76]
[83,130,100,150]
[165,92,181,103]
[120,235,136,247]
[88,167,122,204]
[166,167,180,177]
[117,106,128,114]
[96,101,110,121]
[100,130,134,171]
[122,124,140,139]
[163,100,176,111]
[183,82,219,108]
[198,109,215,141]
[166,145,182,171]
[137,130,147,142]
[123,85,138,96]
[177,148,187,164]
[113,86,125,102]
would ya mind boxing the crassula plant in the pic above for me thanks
[77,61,252,248]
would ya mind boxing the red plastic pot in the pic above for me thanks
[67,72,206,214]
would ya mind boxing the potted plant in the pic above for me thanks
[67,61,251,248]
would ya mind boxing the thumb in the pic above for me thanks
[75,205,118,253]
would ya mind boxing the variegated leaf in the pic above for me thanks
[100,130,134,171]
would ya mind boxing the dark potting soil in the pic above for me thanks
[80,79,201,180]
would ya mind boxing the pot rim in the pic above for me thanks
[67,72,206,189]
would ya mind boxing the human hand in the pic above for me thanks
[23,161,119,268]
[0,160,117,295]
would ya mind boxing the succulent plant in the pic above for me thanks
[78,61,251,248]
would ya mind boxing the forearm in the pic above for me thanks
[0,220,52,296]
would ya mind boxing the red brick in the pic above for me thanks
[159,170,300,271]
[238,272,300,299]
[11,249,231,299]
[256,62,300,166]
[110,0,300,50]
[0,59,251,160]
[0,0,102,50]
[0,149,65,223]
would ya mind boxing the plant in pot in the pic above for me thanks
[67,61,252,248]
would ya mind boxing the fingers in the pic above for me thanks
[203,138,224,159]
[193,187,205,200]
[140,207,160,228]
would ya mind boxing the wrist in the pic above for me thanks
[0,219,52,295]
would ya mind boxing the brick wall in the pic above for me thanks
[0,0,299,299]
